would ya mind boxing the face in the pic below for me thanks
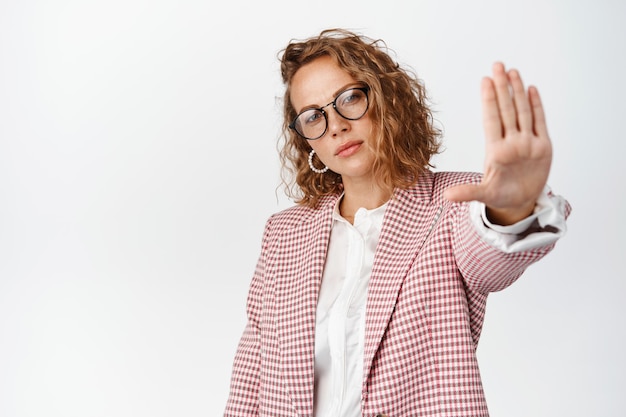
[290,55,376,185]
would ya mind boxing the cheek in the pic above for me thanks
[363,117,376,136]
[364,120,378,149]
[309,140,331,159]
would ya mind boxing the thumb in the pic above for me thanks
[444,184,484,203]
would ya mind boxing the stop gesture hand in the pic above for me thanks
[444,62,552,225]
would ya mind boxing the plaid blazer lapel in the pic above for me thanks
[362,178,444,382]
[273,195,337,416]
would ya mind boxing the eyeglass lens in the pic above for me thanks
[293,88,368,140]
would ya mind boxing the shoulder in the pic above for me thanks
[400,170,482,205]
[432,171,481,191]
[264,193,339,233]
[431,171,482,206]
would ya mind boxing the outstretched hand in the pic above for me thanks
[444,62,552,225]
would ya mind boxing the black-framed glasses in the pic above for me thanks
[289,86,370,140]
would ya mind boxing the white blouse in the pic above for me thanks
[312,189,568,417]
[313,201,387,417]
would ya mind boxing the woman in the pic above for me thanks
[224,29,569,417]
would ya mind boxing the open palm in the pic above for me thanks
[444,62,552,225]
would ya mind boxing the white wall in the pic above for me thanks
[1,0,624,416]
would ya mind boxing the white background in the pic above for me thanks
[1,0,624,416]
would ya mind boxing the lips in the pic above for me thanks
[335,141,363,157]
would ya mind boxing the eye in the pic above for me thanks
[301,109,324,126]
[339,89,366,107]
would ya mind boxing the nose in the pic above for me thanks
[325,106,350,138]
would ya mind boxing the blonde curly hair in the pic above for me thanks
[279,29,442,208]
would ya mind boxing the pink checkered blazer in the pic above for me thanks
[224,171,569,417]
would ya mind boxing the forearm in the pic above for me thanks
[453,187,570,293]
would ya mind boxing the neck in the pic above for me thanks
[339,179,391,223]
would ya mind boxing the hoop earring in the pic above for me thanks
[308,149,329,174]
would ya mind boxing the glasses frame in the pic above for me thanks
[289,86,370,140]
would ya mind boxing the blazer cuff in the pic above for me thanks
[469,186,569,253]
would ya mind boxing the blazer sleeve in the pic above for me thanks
[223,219,272,416]
[451,191,571,294]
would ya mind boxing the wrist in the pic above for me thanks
[485,203,535,226]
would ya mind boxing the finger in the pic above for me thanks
[492,62,517,132]
[481,77,503,141]
[444,183,485,203]
[528,85,549,138]
[509,69,533,132]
